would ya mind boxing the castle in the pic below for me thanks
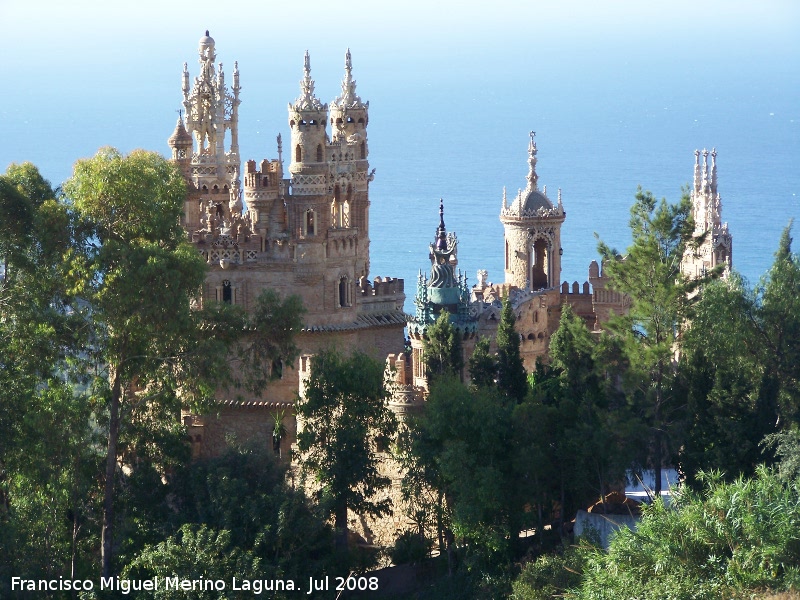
[169,32,731,544]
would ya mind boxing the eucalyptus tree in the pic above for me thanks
[64,148,304,577]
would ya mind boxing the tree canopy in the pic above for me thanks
[296,348,397,554]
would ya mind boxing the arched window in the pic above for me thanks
[331,200,339,229]
[295,145,302,162]
[360,141,366,159]
[222,280,232,304]
[338,276,351,308]
[316,144,323,162]
[342,201,350,228]
[271,358,283,380]
[531,238,549,289]
[305,209,315,236]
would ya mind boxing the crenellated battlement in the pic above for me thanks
[244,159,283,190]
[360,275,405,297]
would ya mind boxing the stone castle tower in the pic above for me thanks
[682,148,733,278]
[470,133,629,371]
[501,132,566,290]
[171,33,406,459]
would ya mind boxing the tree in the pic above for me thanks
[757,223,800,422]
[0,163,99,588]
[679,275,773,487]
[63,148,304,577]
[122,444,333,594]
[402,376,522,571]
[496,297,528,403]
[573,467,800,599]
[296,348,397,553]
[597,187,700,497]
[680,224,800,485]
[548,305,638,513]
[63,148,211,577]
[423,310,464,384]
[468,336,497,389]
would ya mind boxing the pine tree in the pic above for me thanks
[423,310,464,385]
[496,297,528,403]
[468,336,497,388]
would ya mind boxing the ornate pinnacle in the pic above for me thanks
[334,48,363,108]
[277,133,283,165]
[502,186,507,210]
[182,62,189,96]
[294,51,324,111]
[694,149,701,192]
[434,198,449,252]
[702,148,710,192]
[527,131,538,191]
[710,147,718,193]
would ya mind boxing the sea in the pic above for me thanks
[1,2,798,313]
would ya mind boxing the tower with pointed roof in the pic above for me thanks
[172,31,242,232]
[500,132,565,290]
[682,148,732,278]
[407,200,477,390]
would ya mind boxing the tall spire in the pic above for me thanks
[334,48,364,108]
[702,148,710,193]
[180,31,240,182]
[526,130,539,191]
[693,149,701,192]
[710,147,717,194]
[293,51,325,111]
[435,198,447,250]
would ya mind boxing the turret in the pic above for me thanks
[168,115,193,170]
[177,31,242,229]
[500,132,565,290]
[330,49,369,155]
[327,50,372,271]
[288,52,329,188]
[684,148,732,278]
[408,199,477,389]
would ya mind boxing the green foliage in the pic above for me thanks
[0,163,100,591]
[762,428,800,482]
[496,298,528,403]
[124,525,262,599]
[511,545,586,600]
[468,336,497,389]
[517,306,637,532]
[423,310,464,384]
[681,224,800,486]
[296,348,397,552]
[401,376,519,569]
[598,187,699,495]
[573,467,800,599]
[391,530,434,565]
[118,445,332,599]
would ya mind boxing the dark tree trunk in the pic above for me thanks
[101,372,121,578]
[334,500,348,555]
[445,528,455,576]
[653,369,664,499]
